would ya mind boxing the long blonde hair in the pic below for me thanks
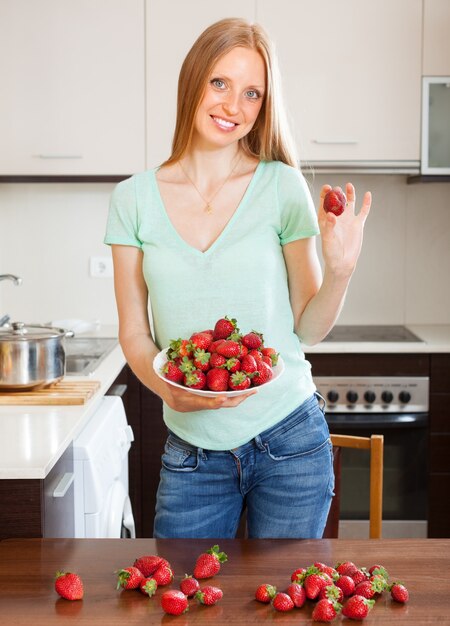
[163,18,298,168]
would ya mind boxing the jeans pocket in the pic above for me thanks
[161,437,200,472]
[265,436,330,461]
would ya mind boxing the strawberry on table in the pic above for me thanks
[213,316,238,340]
[291,567,307,582]
[304,570,332,600]
[195,585,223,605]
[272,592,294,611]
[193,544,227,579]
[342,595,375,620]
[54,571,84,601]
[390,582,409,603]
[116,566,144,590]
[255,583,277,603]
[133,555,169,577]
[319,583,344,603]
[312,598,341,622]
[139,577,158,596]
[152,563,174,586]
[206,368,229,391]
[286,581,306,608]
[335,561,358,577]
[351,568,368,586]
[336,574,356,597]
[355,577,385,599]
[161,589,188,615]
[180,574,200,597]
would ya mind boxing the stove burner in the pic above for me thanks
[322,325,423,343]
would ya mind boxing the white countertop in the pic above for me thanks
[0,325,126,480]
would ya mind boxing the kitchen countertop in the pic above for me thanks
[1,537,448,625]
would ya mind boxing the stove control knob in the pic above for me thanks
[399,391,411,404]
[364,391,376,404]
[346,391,358,404]
[327,390,339,404]
[381,390,393,404]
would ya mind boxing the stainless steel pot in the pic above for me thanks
[0,322,74,390]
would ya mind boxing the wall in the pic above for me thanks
[0,174,449,326]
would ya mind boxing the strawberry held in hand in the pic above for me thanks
[54,571,84,601]
[193,544,227,579]
[323,187,346,216]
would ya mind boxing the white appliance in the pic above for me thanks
[73,395,136,538]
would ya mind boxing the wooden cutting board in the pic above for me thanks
[0,380,101,405]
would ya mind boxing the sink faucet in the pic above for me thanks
[0,274,22,285]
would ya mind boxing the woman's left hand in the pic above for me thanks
[318,183,371,277]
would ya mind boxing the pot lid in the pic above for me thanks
[0,322,67,340]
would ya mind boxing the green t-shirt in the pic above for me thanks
[104,160,320,450]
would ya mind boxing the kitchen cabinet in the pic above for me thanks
[145,0,256,168]
[0,0,145,176]
[423,0,450,75]
[256,0,422,166]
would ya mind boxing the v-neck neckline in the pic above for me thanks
[151,160,264,257]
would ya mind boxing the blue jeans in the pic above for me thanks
[153,394,334,538]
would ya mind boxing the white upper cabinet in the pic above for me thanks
[145,0,256,168]
[423,0,450,76]
[0,0,145,175]
[256,0,422,166]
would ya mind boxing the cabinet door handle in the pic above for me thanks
[34,154,83,159]
[53,472,75,498]
[312,139,359,145]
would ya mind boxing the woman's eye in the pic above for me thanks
[246,90,260,99]
[211,79,226,89]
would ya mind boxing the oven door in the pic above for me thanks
[326,412,428,537]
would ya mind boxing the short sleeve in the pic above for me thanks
[104,176,142,248]
[277,163,319,245]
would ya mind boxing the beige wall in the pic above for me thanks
[0,175,449,326]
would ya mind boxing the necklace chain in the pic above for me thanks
[178,153,242,214]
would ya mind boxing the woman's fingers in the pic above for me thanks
[358,191,372,223]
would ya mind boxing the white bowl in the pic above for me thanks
[153,348,285,398]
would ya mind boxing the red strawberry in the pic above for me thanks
[116,566,144,590]
[252,360,273,387]
[168,338,192,359]
[195,585,223,605]
[193,349,211,372]
[323,187,346,216]
[248,348,263,361]
[241,354,258,374]
[291,567,307,582]
[178,356,195,373]
[190,331,213,351]
[162,360,184,384]
[180,574,200,597]
[209,339,225,353]
[286,582,306,608]
[210,352,227,367]
[193,544,227,579]
[229,371,251,391]
[336,574,356,597]
[312,598,341,622]
[342,595,375,620]
[368,564,385,575]
[335,561,358,577]
[319,583,344,603]
[216,340,241,358]
[314,562,339,580]
[54,571,84,601]
[262,355,273,366]
[224,357,241,373]
[261,347,279,365]
[213,316,238,340]
[139,577,158,596]
[242,331,263,350]
[133,555,169,577]
[183,369,206,389]
[304,573,329,600]
[255,583,277,603]
[152,564,173,586]
[390,582,409,603]
[369,565,389,581]
[161,589,188,615]
[355,576,385,599]
[239,343,248,357]
[206,368,229,391]
[272,592,294,611]
[351,568,368,586]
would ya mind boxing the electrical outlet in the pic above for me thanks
[90,256,113,278]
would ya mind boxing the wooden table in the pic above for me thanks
[0,538,448,624]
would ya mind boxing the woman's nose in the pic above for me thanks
[222,92,239,116]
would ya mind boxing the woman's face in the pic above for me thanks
[193,46,266,151]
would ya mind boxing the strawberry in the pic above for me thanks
[241,354,258,374]
[195,585,223,605]
[162,360,184,384]
[206,368,229,391]
[291,567,307,582]
[54,571,84,601]
[368,564,385,575]
[213,316,238,340]
[133,555,168,577]
[168,338,192,359]
[335,561,358,577]
[242,331,263,350]
[351,568,368,586]
[180,574,200,597]
[304,573,330,600]
[314,562,339,580]
[252,360,273,387]
[193,349,211,372]
[272,592,294,611]
[336,574,355,597]
[152,564,174,586]
[210,352,227,368]
[319,583,344,603]
[248,348,263,361]
[262,355,273,366]
[193,544,227,579]
[216,340,241,358]
[312,598,341,622]
[369,565,389,581]
[161,589,188,615]
[255,583,277,603]
[116,566,144,590]
[355,577,385,599]
[178,356,195,373]
[323,187,346,216]
[209,339,225,353]
[239,343,249,357]
[286,582,306,608]
[139,577,158,596]
[229,371,251,391]
[190,331,213,351]
[342,595,375,620]
[223,357,241,373]
[261,346,279,366]
[390,582,409,603]
[183,369,206,389]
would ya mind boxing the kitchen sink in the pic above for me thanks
[64,337,118,375]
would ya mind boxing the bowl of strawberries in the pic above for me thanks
[153,316,285,397]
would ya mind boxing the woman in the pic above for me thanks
[104,17,371,538]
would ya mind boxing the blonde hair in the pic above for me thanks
[163,17,298,168]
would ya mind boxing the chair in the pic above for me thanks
[324,434,384,539]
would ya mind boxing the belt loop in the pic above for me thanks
[254,434,266,451]
[315,390,327,414]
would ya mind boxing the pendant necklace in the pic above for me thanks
[178,153,242,214]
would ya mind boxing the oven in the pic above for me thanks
[315,375,429,539]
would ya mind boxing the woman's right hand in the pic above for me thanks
[159,380,257,412]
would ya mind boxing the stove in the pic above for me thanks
[322,325,423,343]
